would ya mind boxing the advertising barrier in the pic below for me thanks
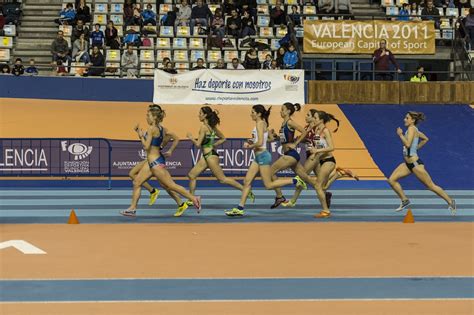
[153,69,305,105]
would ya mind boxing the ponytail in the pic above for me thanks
[407,111,425,125]
[253,104,272,126]
[316,110,339,132]
[283,102,301,116]
[201,106,220,128]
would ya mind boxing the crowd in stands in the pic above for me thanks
[1,0,473,78]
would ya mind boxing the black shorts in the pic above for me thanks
[319,156,336,166]
[203,149,219,160]
[406,159,424,172]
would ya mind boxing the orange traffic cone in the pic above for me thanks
[68,209,80,224]
[403,209,415,223]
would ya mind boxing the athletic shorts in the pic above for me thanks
[319,156,336,166]
[255,150,272,166]
[149,155,166,169]
[284,149,300,162]
[406,159,424,172]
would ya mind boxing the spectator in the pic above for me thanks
[241,10,256,38]
[192,58,206,70]
[270,59,279,69]
[335,0,353,19]
[55,3,76,25]
[223,0,237,16]
[456,0,472,16]
[421,0,440,28]
[465,8,474,50]
[133,3,143,26]
[86,46,104,76]
[243,48,260,69]
[399,3,410,21]
[213,59,226,69]
[318,0,334,16]
[72,33,90,63]
[142,3,157,25]
[75,0,91,23]
[176,0,192,27]
[55,60,68,76]
[275,46,286,68]
[283,44,298,69]
[0,11,5,31]
[105,21,120,49]
[226,9,242,38]
[71,19,90,43]
[0,64,10,75]
[163,62,178,74]
[124,0,134,27]
[211,8,225,38]
[121,44,138,78]
[262,54,273,69]
[410,66,428,82]
[11,58,24,76]
[190,0,213,34]
[51,31,71,68]
[270,1,287,26]
[288,5,301,26]
[238,0,258,20]
[228,57,245,69]
[142,23,157,36]
[161,57,171,69]
[410,3,421,20]
[25,59,39,76]
[372,39,401,81]
[90,23,105,48]
[162,7,177,26]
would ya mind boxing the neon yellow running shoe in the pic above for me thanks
[174,202,189,217]
[281,199,296,207]
[148,189,160,206]
[294,176,307,190]
[225,208,245,216]
[185,200,194,207]
[248,191,256,203]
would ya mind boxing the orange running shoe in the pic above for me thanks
[314,210,331,219]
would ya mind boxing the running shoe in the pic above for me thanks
[185,200,194,207]
[120,210,136,217]
[174,202,189,217]
[271,196,286,209]
[248,191,256,203]
[448,199,456,216]
[225,208,245,216]
[395,200,411,212]
[294,176,307,190]
[325,191,333,208]
[281,199,296,207]
[193,196,202,213]
[148,188,160,206]
[337,168,360,181]
[314,210,331,219]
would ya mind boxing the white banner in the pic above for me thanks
[153,69,305,105]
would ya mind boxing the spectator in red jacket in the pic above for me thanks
[372,39,401,81]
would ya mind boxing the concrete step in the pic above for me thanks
[22,10,60,16]
[20,26,59,33]
[15,42,52,49]
[17,33,59,39]
[22,4,62,10]
[14,50,52,57]
[16,38,56,45]
[22,15,58,22]
[27,0,63,4]
[21,21,58,27]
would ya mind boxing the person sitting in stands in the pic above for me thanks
[25,59,39,76]
[75,0,91,23]
[55,3,76,25]
[142,3,157,26]
[86,46,104,76]
[410,66,428,82]
[283,44,298,69]
[90,23,105,48]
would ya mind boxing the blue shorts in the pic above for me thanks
[149,155,166,169]
[284,149,300,162]
[255,150,272,166]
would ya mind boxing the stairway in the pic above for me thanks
[13,0,63,74]
[351,0,385,17]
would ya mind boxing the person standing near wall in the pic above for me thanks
[372,39,402,81]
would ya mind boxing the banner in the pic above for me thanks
[110,139,304,177]
[304,20,435,54]
[0,139,111,176]
[153,69,305,105]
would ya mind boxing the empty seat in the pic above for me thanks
[207,50,221,63]
[2,25,16,37]
[0,49,10,62]
[189,38,204,49]
[110,15,124,25]
[173,37,188,49]
[140,50,155,62]
[93,14,107,25]
[106,49,121,62]
[156,49,172,61]
[173,50,189,62]
[156,37,171,49]
[259,27,274,38]
[303,5,316,14]
[94,3,108,13]
[257,4,269,14]
[140,62,155,76]
[257,15,270,27]
[0,37,13,49]
[159,4,173,14]
[176,26,191,37]
[190,50,205,62]
[159,26,174,37]
[224,50,239,63]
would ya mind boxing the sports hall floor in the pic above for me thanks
[1,186,473,314]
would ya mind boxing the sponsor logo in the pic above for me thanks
[169,77,178,85]
[283,74,300,84]
[61,141,93,160]
[0,148,48,170]
[138,149,147,160]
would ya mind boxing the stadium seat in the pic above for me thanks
[173,38,188,49]
[156,49,172,61]
[0,49,10,62]
[140,50,155,62]
[176,26,191,37]
[173,50,189,62]
[160,26,174,37]
[207,50,221,63]
[189,38,204,49]
[190,50,206,62]
[156,38,171,49]
[224,50,239,63]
